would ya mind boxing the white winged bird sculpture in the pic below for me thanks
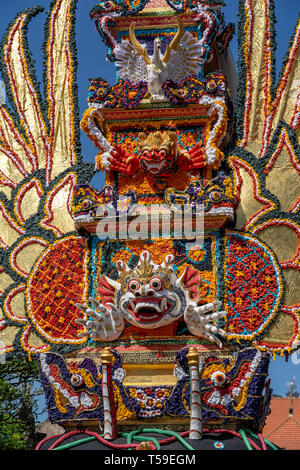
[114,18,203,102]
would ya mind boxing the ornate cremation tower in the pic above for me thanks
[0,0,299,450]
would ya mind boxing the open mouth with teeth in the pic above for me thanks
[141,160,170,175]
[125,296,172,323]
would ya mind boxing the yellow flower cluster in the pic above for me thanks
[201,362,228,381]
[113,385,136,421]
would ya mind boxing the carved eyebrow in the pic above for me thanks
[123,275,132,285]
[158,272,168,279]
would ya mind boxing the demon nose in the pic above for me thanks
[131,285,153,297]
[144,284,156,296]
[152,151,161,161]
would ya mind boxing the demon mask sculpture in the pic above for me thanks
[75,251,226,347]
[137,130,178,177]
[107,130,206,176]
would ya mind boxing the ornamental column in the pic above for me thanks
[187,347,202,440]
[100,347,117,440]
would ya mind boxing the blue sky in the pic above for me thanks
[0,0,299,398]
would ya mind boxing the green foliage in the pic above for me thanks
[0,357,43,450]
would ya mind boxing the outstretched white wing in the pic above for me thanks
[114,40,148,83]
[167,32,203,82]
[114,31,203,85]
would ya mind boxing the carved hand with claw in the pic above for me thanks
[75,297,125,342]
[184,300,226,348]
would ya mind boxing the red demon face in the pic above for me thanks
[140,147,176,176]
[138,130,178,177]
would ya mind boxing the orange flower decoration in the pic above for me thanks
[187,247,206,262]
[111,248,133,266]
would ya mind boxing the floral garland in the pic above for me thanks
[223,231,284,344]
[165,347,271,425]
[225,0,300,355]
[235,0,254,146]
[91,0,226,19]
[216,22,235,55]
[88,78,148,110]
[91,0,232,69]
[0,1,81,188]
[166,175,234,207]
[4,13,49,176]
[255,306,300,358]
[260,4,299,158]
[3,284,27,323]
[9,236,48,278]
[40,172,77,237]
[236,0,300,155]
[227,117,299,355]
[193,5,222,64]
[0,104,38,176]
[25,235,90,345]
[0,199,25,249]
[90,0,150,19]
[228,155,277,231]
[38,351,104,423]
[264,122,300,176]
[128,386,172,418]
[162,72,230,169]
[46,0,78,180]
[0,0,98,358]
[13,177,44,225]
[37,346,271,427]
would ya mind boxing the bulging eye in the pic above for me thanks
[128,279,141,292]
[71,374,83,386]
[206,80,217,91]
[209,190,222,202]
[210,370,226,386]
[149,277,162,291]
[81,199,94,210]
[142,150,151,158]
[97,87,106,97]
[159,149,167,158]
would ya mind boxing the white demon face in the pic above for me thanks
[80,250,226,347]
[116,252,185,329]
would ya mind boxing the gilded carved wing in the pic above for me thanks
[227,0,300,355]
[0,0,93,356]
